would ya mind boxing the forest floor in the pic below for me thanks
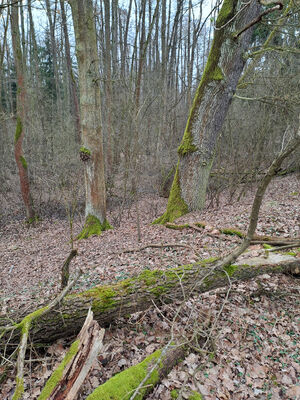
[0,174,299,399]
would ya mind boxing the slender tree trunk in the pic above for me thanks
[10,3,35,221]
[103,0,114,178]
[69,0,110,238]
[155,0,262,224]
[59,0,81,142]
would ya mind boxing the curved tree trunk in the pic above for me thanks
[2,256,298,347]
[155,0,263,224]
[69,0,110,238]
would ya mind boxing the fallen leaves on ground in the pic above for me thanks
[0,175,299,399]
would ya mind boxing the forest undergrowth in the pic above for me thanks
[0,174,299,399]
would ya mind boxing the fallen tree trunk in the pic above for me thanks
[86,343,187,400]
[2,255,299,347]
[165,222,300,246]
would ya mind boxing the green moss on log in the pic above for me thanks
[77,215,112,240]
[220,228,244,238]
[16,306,49,334]
[14,116,22,143]
[38,340,80,400]
[153,164,188,224]
[263,244,273,250]
[83,286,117,311]
[86,349,162,400]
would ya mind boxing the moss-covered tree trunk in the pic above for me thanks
[69,0,111,239]
[10,4,35,221]
[2,256,298,347]
[155,0,262,224]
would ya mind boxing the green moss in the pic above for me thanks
[153,163,188,224]
[189,391,203,400]
[14,116,22,143]
[223,264,238,276]
[285,251,297,256]
[86,286,117,311]
[19,155,27,169]
[263,244,273,249]
[216,0,235,28]
[79,146,91,155]
[220,228,244,238]
[171,389,179,399]
[166,223,190,230]
[77,215,112,240]
[211,66,224,80]
[86,349,163,400]
[180,0,236,143]
[16,306,49,335]
[155,0,237,225]
[12,377,24,400]
[138,269,163,286]
[178,129,198,156]
[38,340,80,400]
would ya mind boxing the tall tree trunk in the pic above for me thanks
[59,0,81,142]
[103,0,114,178]
[69,0,110,238]
[10,2,35,221]
[155,0,262,224]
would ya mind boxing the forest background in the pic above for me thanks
[0,0,299,220]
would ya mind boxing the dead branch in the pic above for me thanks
[39,309,105,400]
[9,269,82,400]
[234,3,283,39]
[61,249,78,289]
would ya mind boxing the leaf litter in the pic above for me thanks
[0,174,299,399]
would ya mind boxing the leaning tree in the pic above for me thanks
[155,0,284,224]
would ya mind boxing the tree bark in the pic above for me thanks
[2,256,299,347]
[59,0,81,143]
[69,0,110,238]
[10,2,35,221]
[155,0,263,223]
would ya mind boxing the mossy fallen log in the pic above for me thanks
[86,343,186,400]
[2,256,299,347]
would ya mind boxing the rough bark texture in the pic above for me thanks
[155,0,262,223]
[2,257,299,347]
[69,0,108,234]
[10,4,35,221]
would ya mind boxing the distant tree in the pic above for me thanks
[10,2,35,221]
[69,0,111,238]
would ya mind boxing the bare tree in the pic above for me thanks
[69,0,111,238]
